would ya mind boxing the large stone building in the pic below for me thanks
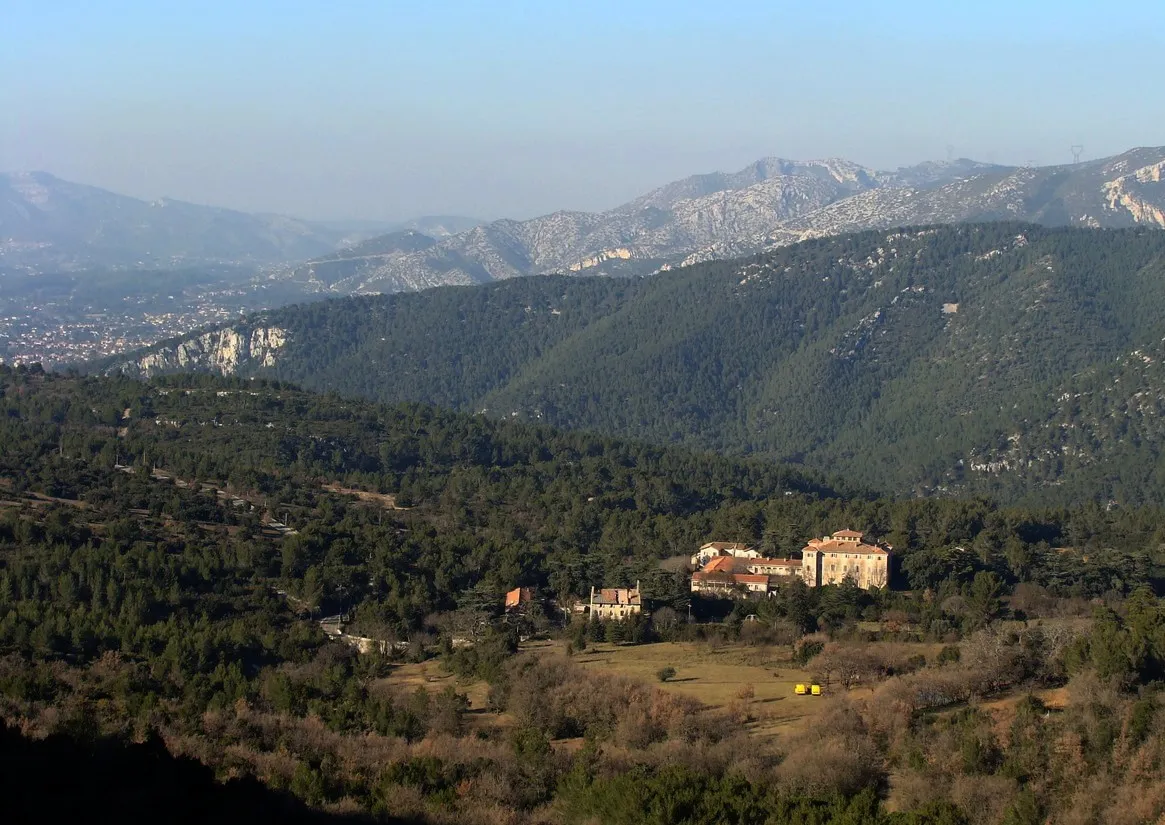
[801,530,891,588]
[588,583,643,620]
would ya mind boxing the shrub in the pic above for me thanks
[793,638,825,666]
[656,666,677,683]
[937,645,961,666]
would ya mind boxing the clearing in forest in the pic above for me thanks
[532,639,832,737]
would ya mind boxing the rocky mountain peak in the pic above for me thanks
[279,147,1164,296]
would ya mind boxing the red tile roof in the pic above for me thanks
[804,540,889,556]
[592,587,641,606]
[801,530,890,556]
[732,574,771,585]
[504,587,534,609]
[703,556,741,573]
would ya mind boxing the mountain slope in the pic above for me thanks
[100,223,1165,503]
[0,171,347,268]
[789,148,1165,234]
[273,157,959,293]
[279,149,1165,295]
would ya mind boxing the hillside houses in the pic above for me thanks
[690,530,892,596]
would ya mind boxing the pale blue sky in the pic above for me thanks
[2,0,1163,221]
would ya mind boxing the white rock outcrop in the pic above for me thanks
[118,326,288,377]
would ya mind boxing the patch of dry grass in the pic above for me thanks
[531,640,830,737]
[372,659,507,734]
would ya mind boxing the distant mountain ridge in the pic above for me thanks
[99,222,1165,504]
[0,172,480,271]
[0,171,357,269]
[9,148,1164,287]
[275,148,1165,294]
[390,215,484,237]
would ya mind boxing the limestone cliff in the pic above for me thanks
[568,247,633,271]
[115,325,288,377]
[1103,160,1165,228]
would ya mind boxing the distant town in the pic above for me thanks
[0,279,292,368]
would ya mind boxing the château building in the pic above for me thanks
[801,530,891,589]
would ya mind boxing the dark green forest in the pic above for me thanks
[98,223,1165,505]
[5,365,1165,822]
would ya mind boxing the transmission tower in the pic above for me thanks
[946,144,955,162]
[1070,145,1084,164]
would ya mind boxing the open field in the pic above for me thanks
[374,658,491,709]
[527,639,837,738]
[372,658,508,734]
[974,685,1071,738]
[371,638,1082,745]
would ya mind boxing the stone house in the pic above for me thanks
[588,582,642,620]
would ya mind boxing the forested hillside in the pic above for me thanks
[104,223,1165,504]
[9,366,1165,821]
[6,366,1165,822]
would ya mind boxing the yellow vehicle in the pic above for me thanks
[794,683,807,695]
[811,684,822,696]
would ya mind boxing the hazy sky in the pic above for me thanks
[3,0,1163,222]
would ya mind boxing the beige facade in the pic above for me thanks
[801,530,891,589]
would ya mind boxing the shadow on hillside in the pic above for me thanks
[0,721,420,825]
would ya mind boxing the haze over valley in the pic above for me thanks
[4,147,1164,366]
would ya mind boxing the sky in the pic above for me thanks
[2,0,1164,222]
